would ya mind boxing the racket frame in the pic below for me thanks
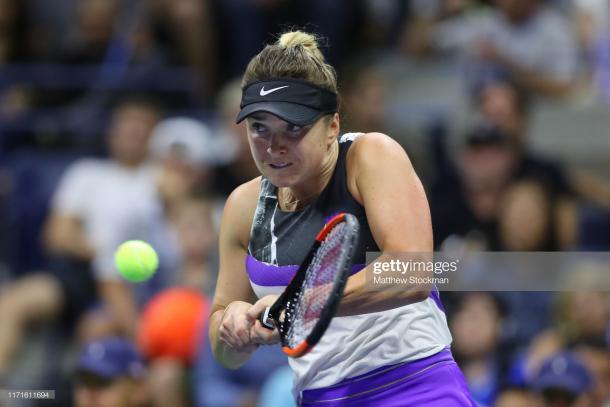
[260,212,359,358]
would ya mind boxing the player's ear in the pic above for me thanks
[325,113,340,146]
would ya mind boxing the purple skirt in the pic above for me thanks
[300,348,475,406]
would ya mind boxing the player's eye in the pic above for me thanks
[250,122,268,136]
[285,124,308,139]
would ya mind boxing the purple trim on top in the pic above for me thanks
[429,286,445,312]
[246,255,297,286]
[246,255,365,287]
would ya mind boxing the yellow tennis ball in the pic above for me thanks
[114,240,159,282]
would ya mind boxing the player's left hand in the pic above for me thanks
[246,295,281,345]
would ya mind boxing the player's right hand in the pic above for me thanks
[218,301,259,353]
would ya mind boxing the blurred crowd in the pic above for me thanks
[0,0,609,406]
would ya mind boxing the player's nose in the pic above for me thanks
[266,133,287,156]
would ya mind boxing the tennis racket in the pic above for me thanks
[259,212,359,358]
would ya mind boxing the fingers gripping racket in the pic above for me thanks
[260,212,359,358]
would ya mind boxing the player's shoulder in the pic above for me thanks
[221,176,262,247]
[227,176,261,206]
[348,132,408,165]
[223,177,261,222]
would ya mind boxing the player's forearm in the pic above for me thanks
[337,254,431,316]
[208,309,256,370]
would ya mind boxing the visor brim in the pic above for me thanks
[235,102,324,126]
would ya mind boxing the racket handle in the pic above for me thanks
[260,306,275,329]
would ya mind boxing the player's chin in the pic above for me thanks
[268,176,300,188]
[263,168,299,186]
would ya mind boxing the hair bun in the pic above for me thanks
[242,29,337,93]
[278,31,319,53]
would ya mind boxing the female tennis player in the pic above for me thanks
[209,31,474,405]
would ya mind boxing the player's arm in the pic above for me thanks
[208,180,261,369]
[338,132,433,316]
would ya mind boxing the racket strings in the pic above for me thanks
[285,223,350,348]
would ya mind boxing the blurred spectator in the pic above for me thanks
[494,387,542,407]
[430,77,591,251]
[340,61,390,134]
[60,0,119,64]
[43,0,121,106]
[450,293,509,406]
[573,0,610,59]
[473,78,610,246]
[572,0,610,99]
[194,336,289,407]
[34,0,195,112]
[138,287,208,407]
[431,124,516,250]
[474,79,573,197]
[0,97,161,381]
[86,116,222,334]
[508,291,610,388]
[592,28,610,103]
[145,0,216,97]
[149,116,233,201]
[530,352,594,407]
[44,97,161,336]
[210,0,367,84]
[474,79,579,249]
[169,196,219,294]
[495,180,563,347]
[0,0,33,63]
[73,336,150,407]
[0,0,36,149]
[555,292,610,347]
[498,180,564,251]
[406,0,578,98]
[138,288,208,364]
[76,117,220,407]
[0,269,64,381]
[573,342,610,406]
[361,0,411,48]
[0,107,220,390]
[475,77,529,147]
[45,97,160,262]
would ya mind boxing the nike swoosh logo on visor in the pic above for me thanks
[260,85,289,96]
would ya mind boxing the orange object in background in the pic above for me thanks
[137,287,208,364]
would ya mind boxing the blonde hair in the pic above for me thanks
[242,31,338,93]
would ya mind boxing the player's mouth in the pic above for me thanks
[268,162,292,170]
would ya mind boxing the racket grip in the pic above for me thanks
[260,306,275,329]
